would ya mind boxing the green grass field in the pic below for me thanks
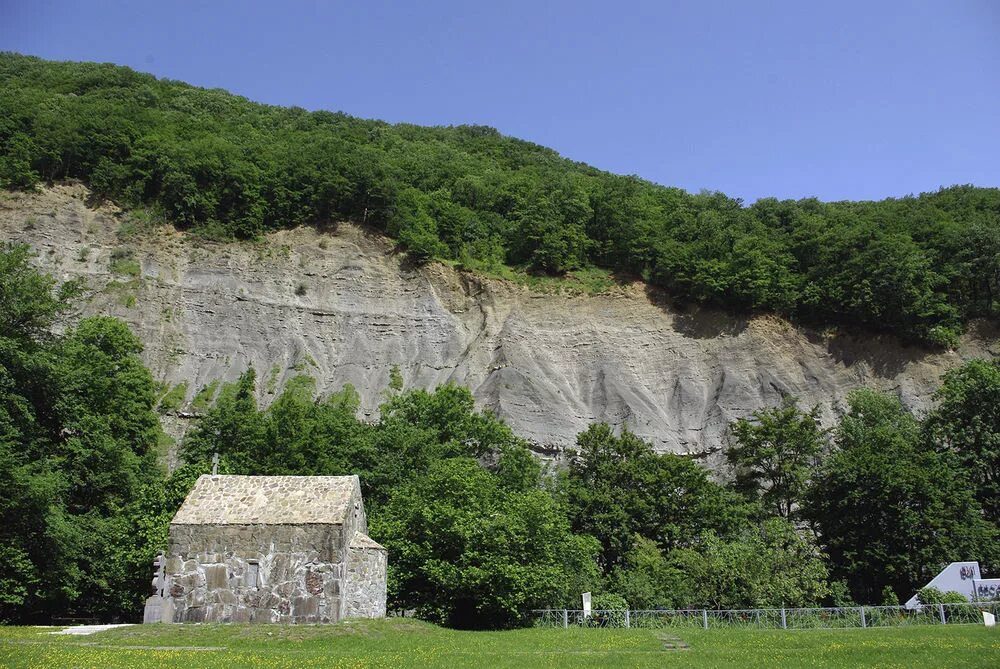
[1,619,998,668]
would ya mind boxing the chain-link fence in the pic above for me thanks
[532,601,1000,630]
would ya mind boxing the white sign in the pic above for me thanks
[904,561,981,609]
[582,592,592,618]
[984,611,996,627]
[974,579,1000,602]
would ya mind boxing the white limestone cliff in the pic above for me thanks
[3,184,996,463]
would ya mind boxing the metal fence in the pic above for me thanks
[532,601,1000,630]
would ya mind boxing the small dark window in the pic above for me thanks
[246,562,259,589]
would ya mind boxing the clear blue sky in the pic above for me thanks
[2,0,998,202]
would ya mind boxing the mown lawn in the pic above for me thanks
[1,618,997,668]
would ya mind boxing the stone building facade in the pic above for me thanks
[144,474,387,624]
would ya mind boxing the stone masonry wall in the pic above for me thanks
[340,484,370,545]
[344,544,388,619]
[164,523,348,623]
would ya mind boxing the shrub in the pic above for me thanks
[190,380,220,413]
[157,382,188,414]
[591,593,629,627]
[917,587,969,606]
[109,247,140,277]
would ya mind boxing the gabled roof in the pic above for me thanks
[349,531,386,551]
[170,475,361,525]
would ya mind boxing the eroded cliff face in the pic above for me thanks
[3,184,997,460]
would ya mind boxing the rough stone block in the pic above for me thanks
[189,589,206,609]
[292,596,318,618]
[183,606,205,623]
[204,564,228,590]
[143,596,163,624]
[305,570,323,595]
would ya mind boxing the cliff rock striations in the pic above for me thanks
[3,184,996,458]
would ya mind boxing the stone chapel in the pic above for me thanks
[144,474,387,623]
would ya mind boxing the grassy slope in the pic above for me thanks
[2,619,998,668]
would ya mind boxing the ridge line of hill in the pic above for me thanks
[2,52,1000,346]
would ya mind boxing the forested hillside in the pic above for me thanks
[2,53,999,346]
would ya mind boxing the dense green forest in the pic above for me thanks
[3,53,1000,345]
[2,245,998,625]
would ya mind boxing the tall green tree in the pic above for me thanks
[805,389,996,604]
[181,368,266,471]
[0,242,80,342]
[603,536,682,610]
[373,456,599,629]
[566,423,747,570]
[924,358,1000,525]
[726,397,825,518]
[0,244,164,621]
[181,377,529,512]
[664,518,830,609]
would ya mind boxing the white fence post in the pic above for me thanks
[563,609,568,628]
[781,607,787,629]
[938,604,946,624]
[702,609,709,629]
[860,606,866,628]
[625,609,630,629]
